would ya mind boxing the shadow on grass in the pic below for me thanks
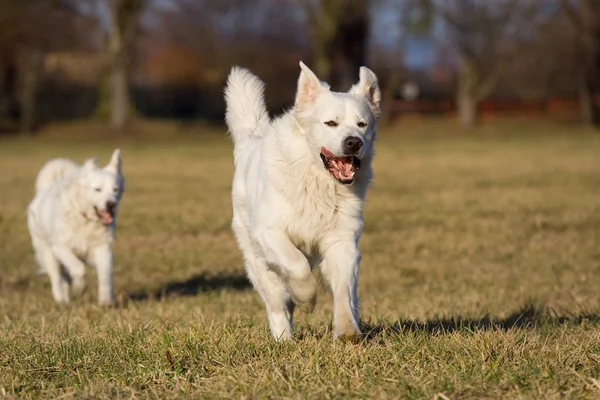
[127,273,251,302]
[360,304,600,341]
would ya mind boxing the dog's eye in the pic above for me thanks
[324,121,338,127]
[113,187,118,193]
[94,188,101,192]
[357,122,367,128]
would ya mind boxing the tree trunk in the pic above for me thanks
[381,68,402,126]
[105,0,139,133]
[578,75,594,125]
[457,91,477,128]
[306,0,368,87]
[332,6,368,91]
[110,60,129,132]
[577,67,599,126]
[0,62,9,125]
[19,50,40,134]
[19,65,37,134]
[0,63,18,126]
[93,70,110,119]
[456,54,480,128]
[313,43,332,81]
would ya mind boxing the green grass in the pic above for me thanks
[1,119,600,399]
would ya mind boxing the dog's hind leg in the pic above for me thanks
[233,215,294,340]
[320,241,361,340]
[253,228,317,314]
[34,242,69,303]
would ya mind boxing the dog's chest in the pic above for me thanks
[67,223,112,258]
[285,178,359,252]
[293,192,337,229]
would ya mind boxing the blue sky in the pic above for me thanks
[370,3,439,69]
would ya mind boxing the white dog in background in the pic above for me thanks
[27,149,125,305]
[225,61,381,341]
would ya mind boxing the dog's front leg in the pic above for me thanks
[254,228,317,313]
[90,245,114,306]
[321,242,361,340]
[52,246,87,297]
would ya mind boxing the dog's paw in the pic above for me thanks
[98,297,115,308]
[296,295,317,314]
[53,298,70,307]
[70,276,87,297]
[333,319,362,342]
[51,286,70,305]
[334,331,362,344]
[288,275,317,313]
[273,330,294,342]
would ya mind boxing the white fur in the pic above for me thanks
[27,149,125,305]
[225,61,381,341]
[35,158,80,194]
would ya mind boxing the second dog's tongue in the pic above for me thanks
[98,210,113,225]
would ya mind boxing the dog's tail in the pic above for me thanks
[34,158,80,193]
[224,67,270,144]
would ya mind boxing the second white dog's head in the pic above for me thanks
[79,149,125,226]
[294,61,381,185]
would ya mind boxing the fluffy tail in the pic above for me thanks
[34,158,80,193]
[224,67,270,144]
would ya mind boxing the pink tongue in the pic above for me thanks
[99,210,113,225]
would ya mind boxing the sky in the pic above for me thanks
[370,4,437,69]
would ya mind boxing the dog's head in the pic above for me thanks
[79,149,125,226]
[294,61,381,185]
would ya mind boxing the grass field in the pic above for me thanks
[1,119,600,399]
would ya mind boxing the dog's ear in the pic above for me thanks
[295,61,328,108]
[82,157,98,174]
[105,148,122,173]
[350,66,381,119]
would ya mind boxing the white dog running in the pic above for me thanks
[27,149,125,305]
[225,61,381,340]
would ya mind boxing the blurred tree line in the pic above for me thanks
[0,0,598,134]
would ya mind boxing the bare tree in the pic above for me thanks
[52,0,146,132]
[102,0,146,132]
[298,0,369,90]
[425,0,538,128]
[560,0,600,126]
[0,0,49,132]
[0,0,26,129]
[0,0,93,133]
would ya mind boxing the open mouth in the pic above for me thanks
[94,204,115,226]
[320,147,360,184]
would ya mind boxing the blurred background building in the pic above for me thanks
[0,0,598,133]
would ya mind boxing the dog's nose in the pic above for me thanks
[106,200,116,209]
[343,136,363,155]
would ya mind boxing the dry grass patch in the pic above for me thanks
[1,120,600,399]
